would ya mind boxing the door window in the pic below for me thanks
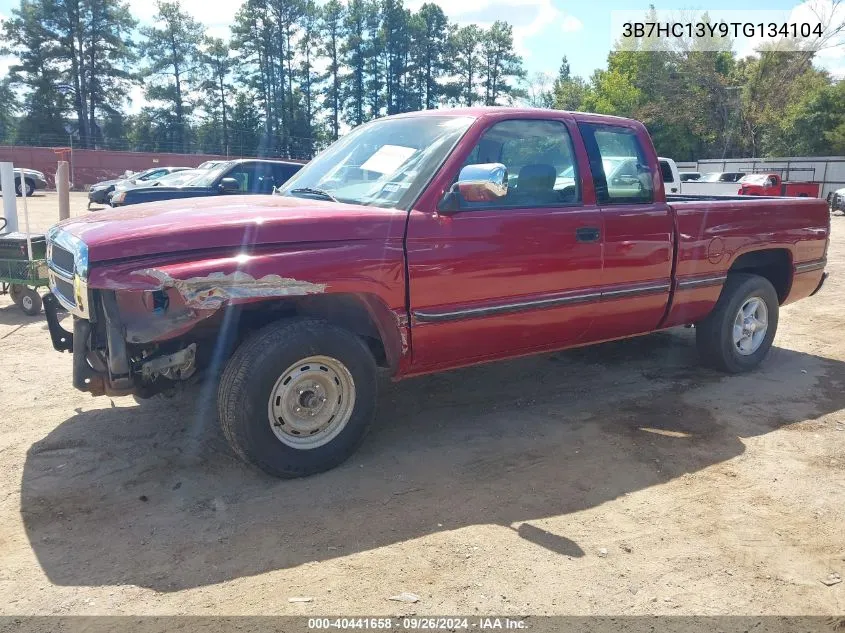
[578,123,654,204]
[458,119,580,209]
[223,163,276,193]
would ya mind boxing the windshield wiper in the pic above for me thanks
[288,187,338,202]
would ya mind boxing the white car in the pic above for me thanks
[681,172,747,196]
[601,156,680,195]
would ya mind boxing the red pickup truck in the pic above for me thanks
[43,108,830,478]
[738,173,821,197]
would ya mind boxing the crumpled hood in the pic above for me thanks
[55,195,407,264]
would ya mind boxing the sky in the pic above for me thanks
[1,0,843,96]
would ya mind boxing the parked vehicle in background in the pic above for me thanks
[109,159,303,207]
[0,168,48,197]
[599,156,679,195]
[681,172,748,196]
[43,108,829,479]
[658,157,680,194]
[680,171,701,182]
[830,187,845,213]
[198,160,226,169]
[106,168,199,206]
[738,173,821,197]
[701,172,746,183]
[87,167,191,208]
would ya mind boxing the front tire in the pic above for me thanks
[17,287,42,315]
[696,273,779,373]
[217,319,378,478]
[15,179,34,197]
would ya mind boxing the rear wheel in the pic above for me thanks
[696,273,779,373]
[217,318,378,478]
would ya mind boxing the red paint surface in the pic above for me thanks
[54,108,831,378]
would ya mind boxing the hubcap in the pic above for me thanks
[267,355,355,449]
[733,296,768,356]
[21,295,33,311]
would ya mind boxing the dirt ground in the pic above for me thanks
[0,192,843,616]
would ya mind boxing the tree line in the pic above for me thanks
[0,1,843,161]
[0,0,524,158]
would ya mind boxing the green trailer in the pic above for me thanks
[0,219,48,316]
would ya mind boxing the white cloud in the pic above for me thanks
[561,14,583,34]
[406,0,564,57]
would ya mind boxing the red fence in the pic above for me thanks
[0,146,251,189]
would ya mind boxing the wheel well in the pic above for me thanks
[728,249,792,303]
[229,294,396,370]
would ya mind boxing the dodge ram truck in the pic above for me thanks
[42,108,830,478]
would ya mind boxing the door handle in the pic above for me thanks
[576,227,601,243]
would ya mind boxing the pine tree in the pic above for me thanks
[320,0,344,140]
[480,21,524,106]
[139,0,205,153]
[199,36,233,154]
[450,25,481,106]
[342,0,367,126]
[1,0,68,143]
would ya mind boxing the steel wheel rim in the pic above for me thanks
[733,296,768,356]
[21,295,33,311]
[267,355,356,449]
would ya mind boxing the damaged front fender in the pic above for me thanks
[134,269,327,310]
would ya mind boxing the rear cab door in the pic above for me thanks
[575,117,675,341]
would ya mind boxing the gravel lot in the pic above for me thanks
[0,192,843,616]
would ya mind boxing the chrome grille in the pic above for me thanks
[53,277,75,304]
[50,244,75,275]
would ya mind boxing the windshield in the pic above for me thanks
[278,115,475,209]
[699,173,723,182]
[188,161,235,187]
[155,170,202,186]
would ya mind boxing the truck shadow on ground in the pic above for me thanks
[20,328,845,591]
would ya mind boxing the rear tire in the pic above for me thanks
[217,318,378,478]
[696,273,779,373]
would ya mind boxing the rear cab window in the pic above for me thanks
[578,123,654,204]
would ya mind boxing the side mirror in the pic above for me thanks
[218,177,240,193]
[440,163,508,214]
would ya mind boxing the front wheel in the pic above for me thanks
[217,319,378,478]
[15,179,34,197]
[696,273,779,373]
[12,286,42,315]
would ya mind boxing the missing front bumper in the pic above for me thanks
[43,291,133,396]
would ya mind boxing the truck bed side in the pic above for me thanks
[663,196,829,328]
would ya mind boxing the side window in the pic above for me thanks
[224,164,257,192]
[458,119,580,209]
[578,123,654,204]
[659,160,674,183]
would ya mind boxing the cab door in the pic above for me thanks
[576,121,674,342]
[405,116,604,373]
